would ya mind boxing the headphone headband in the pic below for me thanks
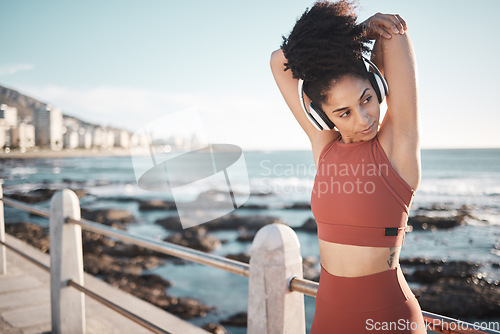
[297,57,388,131]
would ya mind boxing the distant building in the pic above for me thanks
[34,105,63,150]
[78,128,92,149]
[0,104,18,150]
[92,127,105,148]
[104,128,115,148]
[0,104,17,127]
[114,129,130,148]
[12,122,35,151]
[92,127,115,149]
[0,118,7,149]
[63,129,79,149]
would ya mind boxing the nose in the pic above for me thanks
[358,109,371,128]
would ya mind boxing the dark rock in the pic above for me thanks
[401,257,481,283]
[250,191,273,197]
[412,262,481,283]
[8,188,58,203]
[138,199,177,211]
[5,222,50,253]
[226,252,250,264]
[401,257,500,319]
[102,272,215,319]
[207,214,286,231]
[129,255,166,270]
[62,178,88,186]
[302,256,320,281]
[296,217,317,233]
[236,229,256,242]
[156,214,287,232]
[408,215,466,231]
[240,203,268,209]
[7,188,87,204]
[82,230,116,254]
[220,311,247,327]
[282,202,311,210]
[414,277,500,319]
[400,257,446,266]
[202,323,227,334]
[98,196,141,203]
[163,226,221,252]
[84,253,143,276]
[81,207,136,228]
[167,296,215,319]
[155,215,185,231]
[72,189,88,198]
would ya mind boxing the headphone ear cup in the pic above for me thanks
[363,57,388,103]
[310,102,335,130]
[368,73,383,103]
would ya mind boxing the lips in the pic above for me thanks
[360,122,375,134]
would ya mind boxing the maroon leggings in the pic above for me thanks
[311,264,427,334]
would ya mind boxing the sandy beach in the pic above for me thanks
[0,148,134,159]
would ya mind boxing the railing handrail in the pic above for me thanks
[0,237,170,334]
[2,195,499,334]
[3,195,249,276]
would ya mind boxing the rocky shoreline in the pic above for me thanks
[3,186,500,332]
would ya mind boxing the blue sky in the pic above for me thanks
[1,0,499,150]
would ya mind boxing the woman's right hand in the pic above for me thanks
[360,13,407,40]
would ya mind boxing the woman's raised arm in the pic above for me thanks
[361,13,420,190]
[270,49,340,162]
[270,49,320,141]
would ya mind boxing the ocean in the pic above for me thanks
[1,147,499,333]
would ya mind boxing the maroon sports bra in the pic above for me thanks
[310,135,415,247]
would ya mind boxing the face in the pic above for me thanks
[321,75,380,143]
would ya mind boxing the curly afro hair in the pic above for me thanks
[281,0,372,109]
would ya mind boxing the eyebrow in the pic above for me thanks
[331,88,370,113]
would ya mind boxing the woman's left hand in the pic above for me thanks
[360,13,407,40]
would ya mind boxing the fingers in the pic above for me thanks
[364,16,391,39]
[396,14,407,31]
[371,23,392,39]
[364,13,408,40]
[377,14,405,35]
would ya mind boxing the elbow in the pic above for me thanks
[270,49,285,70]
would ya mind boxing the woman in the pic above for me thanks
[270,1,426,333]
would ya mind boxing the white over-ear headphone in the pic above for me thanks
[298,57,388,131]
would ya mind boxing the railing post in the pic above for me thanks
[0,180,6,275]
[50,189,85,334]
[248,223,306,334]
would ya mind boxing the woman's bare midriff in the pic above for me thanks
[318,239,401,277]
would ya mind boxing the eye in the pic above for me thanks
[363,96,372,104]
[340,110,351,118]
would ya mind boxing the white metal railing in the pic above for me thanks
[0,182,499,334]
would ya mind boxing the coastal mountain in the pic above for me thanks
[0,84,97,128]
[0,85,46,121]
